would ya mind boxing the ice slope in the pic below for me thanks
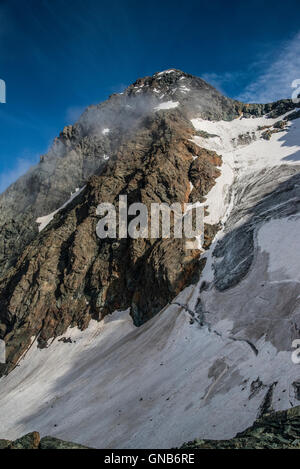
[0,290,298,449]
[0,113,299,449]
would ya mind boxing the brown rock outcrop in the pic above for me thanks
[0,110,222,376]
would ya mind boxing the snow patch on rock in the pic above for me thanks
[36,187,85,232]
[154,101,179,111]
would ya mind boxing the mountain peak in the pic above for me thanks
[127,68,211,99]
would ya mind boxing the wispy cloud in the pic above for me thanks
[65,105,86,123]
[109,82,129,94]
[0,157,37,194]
[203,31,300,104]
[237,31,300,103]
[201,71,244,96]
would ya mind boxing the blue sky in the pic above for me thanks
[0,0,299,193]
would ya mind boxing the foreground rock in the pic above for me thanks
[181,406,300,449]
[0,432,90,449]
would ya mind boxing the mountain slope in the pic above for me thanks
[0,69,295,274]
[0,70,299,448]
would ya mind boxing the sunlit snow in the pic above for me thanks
[154,101,179,111]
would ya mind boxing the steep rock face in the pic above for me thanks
[188,148,222,203]
[0,110,220,375]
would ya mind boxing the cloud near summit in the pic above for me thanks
[203,31,300,103]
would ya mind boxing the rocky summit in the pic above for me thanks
[0,69,299,449]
